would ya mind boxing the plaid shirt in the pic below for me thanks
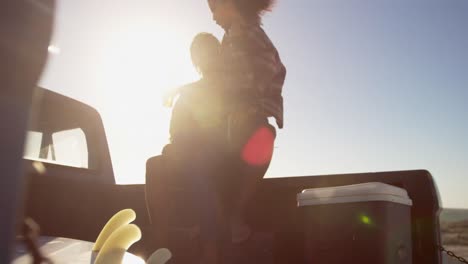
[221,24,286,129]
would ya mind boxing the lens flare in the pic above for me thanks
[360,214,372,225]
[241,126,275,166]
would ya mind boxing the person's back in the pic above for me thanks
[157,33,225,264]
[163,33,225,157]
[165,77,225,157]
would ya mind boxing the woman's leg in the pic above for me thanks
[230,121,276,243]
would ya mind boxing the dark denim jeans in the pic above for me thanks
[181,117,276,243]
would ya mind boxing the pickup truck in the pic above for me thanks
[0,2,446,263]
[22,88,443,263]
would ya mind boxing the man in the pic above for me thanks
[149,33,225,264]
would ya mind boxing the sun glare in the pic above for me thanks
[95,22,200,184]
[40,2,223,184]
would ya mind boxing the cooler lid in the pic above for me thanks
[297,182,412,207]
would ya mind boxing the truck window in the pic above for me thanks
[24,131,42,160]
[24,128,89,169]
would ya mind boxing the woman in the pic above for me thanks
[207,0,286,244]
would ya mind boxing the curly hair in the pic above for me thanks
[232,0,276,21]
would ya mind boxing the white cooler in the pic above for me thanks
[297,182,413,264]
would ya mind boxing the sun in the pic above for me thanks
[95,22,201,184]
[40,3,223,184]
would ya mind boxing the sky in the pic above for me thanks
[38,0,468,208]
